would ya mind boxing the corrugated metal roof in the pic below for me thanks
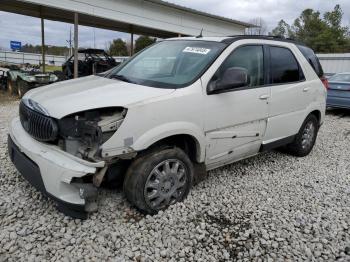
[317,53,350,74]
[1,0,248,37]
[317,53,350,59]
[146,0,253,28]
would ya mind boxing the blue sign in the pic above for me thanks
[10,41,22,51]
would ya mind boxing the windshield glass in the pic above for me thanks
[107,40,226,88]
[329,73,350,82]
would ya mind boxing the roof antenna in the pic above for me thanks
[196,28,203,38]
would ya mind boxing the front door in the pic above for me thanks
[202,45,270,168]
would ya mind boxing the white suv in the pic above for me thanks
[8,36,327,218]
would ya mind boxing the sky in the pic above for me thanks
[0,0,349,50]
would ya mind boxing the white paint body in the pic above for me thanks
[9,38,326,206]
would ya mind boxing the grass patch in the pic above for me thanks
[42,65,62,72]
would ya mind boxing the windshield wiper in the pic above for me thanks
[110,74,134,83]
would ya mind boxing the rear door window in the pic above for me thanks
[269,46,304,84]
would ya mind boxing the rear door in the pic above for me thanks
[263,44,310,143]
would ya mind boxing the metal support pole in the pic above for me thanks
[130,26,134,56]
[41,17,45,73]
[74,13,79,79]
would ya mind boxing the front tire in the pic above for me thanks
[123,147,193,214]
[286,114,319,157]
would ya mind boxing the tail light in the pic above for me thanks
[320,76,329,89]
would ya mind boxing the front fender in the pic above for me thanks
[131,121,206,162]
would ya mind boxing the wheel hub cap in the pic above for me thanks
[301,121,315,149]
[144,159,187,210]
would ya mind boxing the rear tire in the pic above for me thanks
[123,147,193,214]
[286,114,319,157]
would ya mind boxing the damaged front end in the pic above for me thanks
[57,107,127,162]
[57,107,135,189]
[15,100,134,217]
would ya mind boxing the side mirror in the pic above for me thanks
[207,67,249,95]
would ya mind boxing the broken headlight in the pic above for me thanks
[58,107,127,160]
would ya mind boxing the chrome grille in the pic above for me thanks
[19,101,58,142]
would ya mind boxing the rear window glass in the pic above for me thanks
[297,45,324,77]
[329,74,350,82]
[270,46,304,84]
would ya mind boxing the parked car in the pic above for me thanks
[6,64,59,98]
[62,49,117,79]
[8,36,327,218]
[324,73,335,79]
[8,70,59,98]
[326,73,350,109]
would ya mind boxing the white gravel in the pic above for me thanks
[1,90,350,261]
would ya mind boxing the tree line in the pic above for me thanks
[270,5,350,53]
[21,44,70,56]
[19,35,156,57]
[108,35,156,56]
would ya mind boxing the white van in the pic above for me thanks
[8,36,327,218]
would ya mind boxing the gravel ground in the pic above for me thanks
[1,90,350,261]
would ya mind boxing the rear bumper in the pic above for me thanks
[8,118,101,219]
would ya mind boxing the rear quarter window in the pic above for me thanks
[297,45,324,77]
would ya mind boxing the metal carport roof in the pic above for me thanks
[0,0,252,38]
[0,0,252,77]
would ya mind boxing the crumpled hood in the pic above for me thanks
[25,75,175,119]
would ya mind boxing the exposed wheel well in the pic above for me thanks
[147,134,200,163]
[309,110,321,125]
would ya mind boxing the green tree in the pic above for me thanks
[108,38,128,56]
[270,19,293,38]
[323,5,349,52]
[270,5,350,53]
[293,9,328,51]
[134,36,156,53]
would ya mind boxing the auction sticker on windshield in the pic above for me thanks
[183,47,211,55]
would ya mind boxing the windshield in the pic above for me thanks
[329,73,350,82]
[107,40,226,88]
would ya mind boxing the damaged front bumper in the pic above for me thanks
[8,117,104,219]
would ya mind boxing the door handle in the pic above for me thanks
[303,87,310,92]
[259,94,270,100]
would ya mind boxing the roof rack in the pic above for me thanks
[227,34,284,39]
[222,35,305,46]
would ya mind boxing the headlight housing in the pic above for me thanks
[58,107,127,160]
